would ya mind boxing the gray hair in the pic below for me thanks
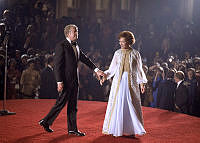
[64,24,78,36]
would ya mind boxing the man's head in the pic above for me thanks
[64,24,78,42]
[174,71,185,83]
[3,10,10,19]
[21,54,28,64]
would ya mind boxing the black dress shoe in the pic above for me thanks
[39,120,53,133]
[68,130,85,136]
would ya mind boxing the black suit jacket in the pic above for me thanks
[157,79,176,111]
[174,81,189,113]
[39,66,58,99]
[54,39,97,86]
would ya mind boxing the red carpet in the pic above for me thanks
[0,99,200,143]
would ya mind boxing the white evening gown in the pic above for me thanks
[102,48,147,137]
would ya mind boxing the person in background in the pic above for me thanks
[157,69,176,111]
[20,58,40,99]
[186,68,198,115]
[7,58,21,99]
[0,55,5,100]
[194,70,200,117]
[39,56,57,99]
[150,66,164,108]
[19,54,28,72]
[174,71,189,114]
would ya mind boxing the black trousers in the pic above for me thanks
[42,83,78,131]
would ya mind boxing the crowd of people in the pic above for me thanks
[0,1,200,117]
[141,57,200,117]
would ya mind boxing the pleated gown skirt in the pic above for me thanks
[102,72,146,137]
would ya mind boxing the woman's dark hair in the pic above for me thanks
[118,31,135,46]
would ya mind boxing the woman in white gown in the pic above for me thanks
[101,31,147,137]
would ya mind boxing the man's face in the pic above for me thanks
[68,27,78,41]
[174,76,179,83]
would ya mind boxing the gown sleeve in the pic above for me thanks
[136,51,148,84]
[104,51,118,80]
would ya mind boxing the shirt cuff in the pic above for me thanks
[94,68,99,72]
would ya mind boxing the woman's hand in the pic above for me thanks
[140,83,145,94]
[100,74,107,86]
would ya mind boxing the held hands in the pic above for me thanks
[95,70,107,85]
[140,83,145,94]
[100,75,107,86]
[57,82,64,93]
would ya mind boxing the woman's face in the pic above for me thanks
[119,37,128,49]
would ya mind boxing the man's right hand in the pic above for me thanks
[100,73,107,86]
[57,82,64,92]
[96,70,107,80]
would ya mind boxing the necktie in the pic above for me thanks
[71,42,78,61]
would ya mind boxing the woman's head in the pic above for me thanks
[118,31,135,49]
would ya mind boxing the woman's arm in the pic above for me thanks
[136,51,148,84]
[104,51,118,80]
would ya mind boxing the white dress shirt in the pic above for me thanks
[66,37,80,59]
[47,64,53,71]
[177,80,183,88]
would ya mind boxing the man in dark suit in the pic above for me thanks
[39,24,105,136]
[157,69,176,111]
[174,71,189,114]
[39,56,57,99]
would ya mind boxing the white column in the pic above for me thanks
[56,0,69,18]
[187,0,194,22]
[180,0,194,22]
